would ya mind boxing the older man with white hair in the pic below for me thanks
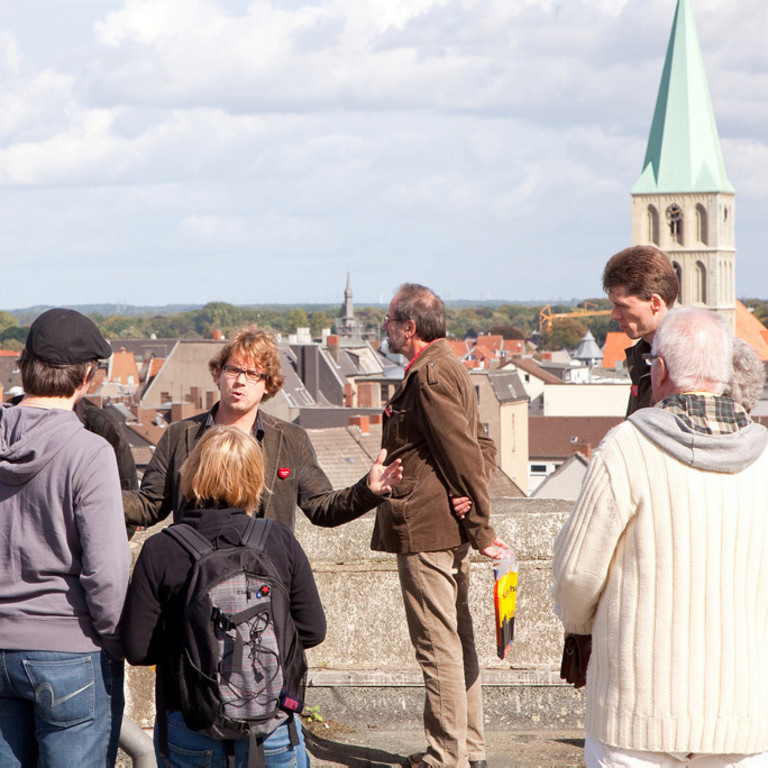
[553,307,768,767]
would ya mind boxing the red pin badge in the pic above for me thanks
[278,467,290,479]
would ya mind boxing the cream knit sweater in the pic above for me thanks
[553,409,768,754]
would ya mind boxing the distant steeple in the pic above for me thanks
[336,272,361,338]
[630,0,735,329]
[632,0,733,195]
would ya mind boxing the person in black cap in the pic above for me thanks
[10,309,139,518]
[0,309,130,767]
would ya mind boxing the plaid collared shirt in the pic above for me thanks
[656,392,750,435]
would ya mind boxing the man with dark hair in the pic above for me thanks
[0,309,129,767]
[602,245,679,415]
[377,283,509,768]
[123,327,402,531]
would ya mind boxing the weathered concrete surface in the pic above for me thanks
[303,727,585,768]
[124,497,584,736]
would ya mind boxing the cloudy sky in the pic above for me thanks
[1,0,766,309]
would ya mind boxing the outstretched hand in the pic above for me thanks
[478,537,512,560]
[367,449,403,496]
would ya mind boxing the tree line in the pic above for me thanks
[3,299,768,353]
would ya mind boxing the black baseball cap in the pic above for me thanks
[26,309,112,365]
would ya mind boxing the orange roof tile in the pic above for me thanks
[148,357,166,378]
[735,300,768,361]
[87,368,107,395]
[602,331,634,369]
[446,340,471,357]
[110,350,140,385]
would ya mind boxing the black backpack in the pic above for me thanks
[159,517,307,768]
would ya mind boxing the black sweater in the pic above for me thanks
[122,506,326,711]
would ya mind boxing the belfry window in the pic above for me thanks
[696,204,708,245]
[666,204,683,244]
[647,205,660,245]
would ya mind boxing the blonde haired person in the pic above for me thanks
[123,426,325,767]
[179,425,266,512]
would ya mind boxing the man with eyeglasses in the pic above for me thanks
[123,327,402,531]
[553,307,768,766]
[377,284,509,768]
[602,245,679,416]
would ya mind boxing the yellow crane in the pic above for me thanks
[538,301,612,334]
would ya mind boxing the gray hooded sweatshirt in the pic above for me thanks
[628,404,768,473]
[0,402,129,658]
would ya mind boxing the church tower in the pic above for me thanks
[335,272,361,338]
[631,0,735,328]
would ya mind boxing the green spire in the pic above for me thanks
[632,0,734,194]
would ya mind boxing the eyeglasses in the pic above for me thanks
[384,314,404,324]
[641,353,660,368]
[221,365,267,384]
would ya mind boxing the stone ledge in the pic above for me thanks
[309,668,568,687]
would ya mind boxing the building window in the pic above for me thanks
[666,204,683,244]
[672,261,683,303]
[530,464,549,475]
[696,204,708,245]
[695,261,707,304]
[647,205,660,245]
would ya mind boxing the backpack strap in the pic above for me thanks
[287,713,299,747]
[162,522,214,559]
[240,516,272,552]
[248,732,266,768]
[155,667,169,757]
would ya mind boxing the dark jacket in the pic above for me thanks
[122,506,325,712]
[372,338,497,554]
[625,338,653,417]
[123,407,382,530]
[10,395,137,491]
[77,399,138,491]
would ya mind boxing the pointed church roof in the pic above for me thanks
[574,329,603,365]
[632,0,733,195]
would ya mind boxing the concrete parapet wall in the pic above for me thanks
[124,497,586,732]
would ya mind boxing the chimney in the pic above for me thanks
[327,334,339,362]
[349,415,370,434]
[571,442,592,459]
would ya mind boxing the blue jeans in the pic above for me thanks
[156,710,310,767]
[0,648,124,767]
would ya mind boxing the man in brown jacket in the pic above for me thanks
[375,284,508,768]
[123,328,402,531]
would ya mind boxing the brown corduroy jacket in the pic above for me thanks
[372,338,497,554]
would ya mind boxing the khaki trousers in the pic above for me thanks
[397,543,485,768]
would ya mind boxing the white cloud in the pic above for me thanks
[0,0,766,307]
